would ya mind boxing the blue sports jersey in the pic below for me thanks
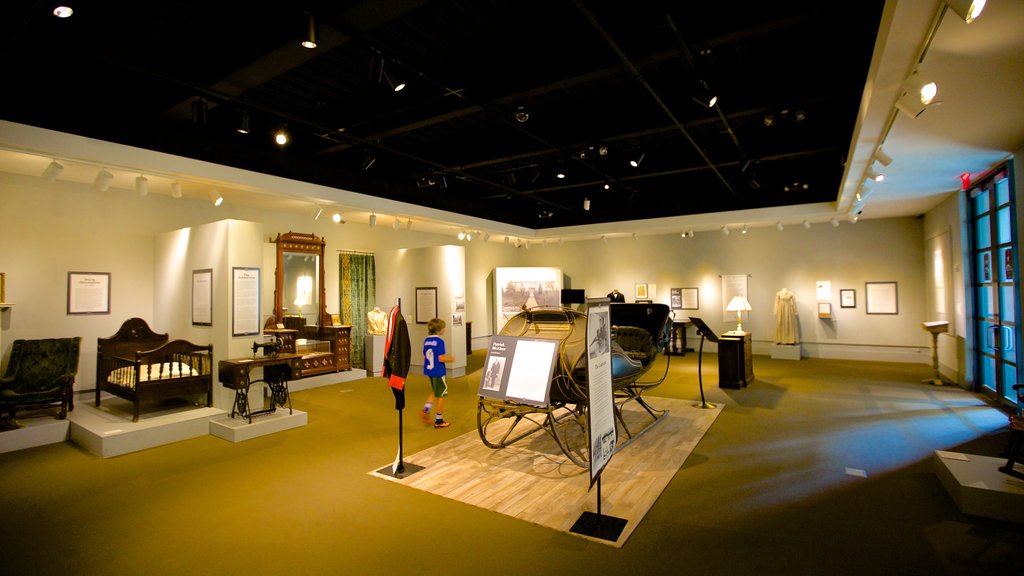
[423,335,447,377]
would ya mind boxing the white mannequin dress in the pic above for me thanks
[774,288,799,344]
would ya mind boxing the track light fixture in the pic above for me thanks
[692,80,717,108]
[721,226,729,236]
[52,5,73,18]
[209,189,223,206]
[776,221,784,231]
[514,106,530,123]
[803,220,811,229]
[583,197,591,211]
[393,217,401,230]
[94,169,114,192]
[458,230,466,240]
[42,160,64,182]
[301,13,318,49]
[274,128,288,146]
[866,169,884,183]
[946,0,986,23]
[332,212,343,224]
[741,224,748,235]
[895,71,938,118]
[369,213,377,227]
[362,155,376,171]
[874,147,892,167]
[237,111,250,134]
[170,182,182,198]
[191,98,207,124]
[629,153,645,168]
[135,175,149,196]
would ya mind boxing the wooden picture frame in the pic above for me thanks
[680,287,699,310]
[67,271,110,315]
[635,283,648,300]
[865,281,898,315]
[416,286,437,324]
[839,289,856,308]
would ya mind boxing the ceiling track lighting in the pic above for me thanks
[170,182,182,198]
[191,98,207,124]
[301,13,318,49]
[274,128,289,146]
[721,226,729,236]
[94,169,114,192]
[209,189,223,206]
[42,160,64,182]
[741,224,748,235]
[135,175,149,196]
[866,169,884,183]
[237,111,250,134]
[874,147,892,167]
[946,0,986,23]
[393,217,401,230]
[369,213,377,228]
[803,220,812,229]
[895,71,938,118]
[52,5,73,18]
[629,152,645,168]
[332,213,344,224]
[776,221,784,231]
[514,106,530,123]
[692,80,718,108]
[583,197,591,211]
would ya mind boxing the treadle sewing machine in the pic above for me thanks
[219,338,295,423]
[476,303,672,467]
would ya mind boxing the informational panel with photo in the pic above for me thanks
[586,299,615,487]
[478,335,559,408]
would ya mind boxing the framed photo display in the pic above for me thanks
[635,283,648,300]
[840,289,856,308]
[192,268,213,326]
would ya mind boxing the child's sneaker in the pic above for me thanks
[433,420,450,428]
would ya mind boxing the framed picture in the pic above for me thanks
[840,289,856,308]
[635,283,648,300]
[192,268,213,326]
[681,287,699,310]
[818,302,832,317]
[670,288,682,310]
[416,286,437,324]
[330,313,341,326]
[67,271,110,315]
[865,281,898,315]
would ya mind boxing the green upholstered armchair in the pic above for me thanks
[0,337,81,421]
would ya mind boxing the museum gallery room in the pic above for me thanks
[0,1,1022,574]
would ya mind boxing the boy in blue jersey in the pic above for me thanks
[421,318,454,428]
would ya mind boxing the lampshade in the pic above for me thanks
[726,295,751,333]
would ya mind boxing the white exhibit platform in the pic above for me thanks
[771,344,801,360]
[70,396,225,458]
[209,408,308,442]
[0,413,70,454]
[933,450,1024,523]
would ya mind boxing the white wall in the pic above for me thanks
[1,169,953,396]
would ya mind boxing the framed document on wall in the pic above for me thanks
[67,271,110,315]
[865,281,898,315]
[416,286,437,324]
[192,268,213,326]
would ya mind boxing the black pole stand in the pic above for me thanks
[376,408,424,479]
[569,477,627,542]
[695,333,715,409]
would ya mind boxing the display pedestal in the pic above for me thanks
[365,334,386,377]
[718,332,753,389]
[771,344,801,360]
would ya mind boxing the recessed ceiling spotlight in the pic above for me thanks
[274,129,288,146]
[629,152,646,168]
[514,106,530,123]
[52,5,73,18]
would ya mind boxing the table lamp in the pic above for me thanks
[726,296,752,333]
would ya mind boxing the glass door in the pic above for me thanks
[969,165,1021,407]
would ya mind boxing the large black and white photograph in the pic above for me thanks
[494,267,561,327]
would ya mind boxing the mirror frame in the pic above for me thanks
[274,231,328,327]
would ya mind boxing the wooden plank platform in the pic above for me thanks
[371,397,722,547]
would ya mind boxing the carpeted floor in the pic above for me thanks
[0,351,1021,576]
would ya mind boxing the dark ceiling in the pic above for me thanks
[0,1,884,229]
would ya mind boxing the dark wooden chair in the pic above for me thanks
[0,337,82,423]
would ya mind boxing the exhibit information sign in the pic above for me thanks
[586,299,615,486]
[478,335,559,408]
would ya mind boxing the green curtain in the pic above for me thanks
[339,253,375,370]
